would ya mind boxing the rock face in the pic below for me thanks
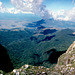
[7,64,50,75]
[55,41,75,75]
[0,44,13,72]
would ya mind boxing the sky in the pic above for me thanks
[45,0,74,11]
[0,0,75,22]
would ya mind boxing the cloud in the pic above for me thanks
[49,0,75,22]
[0,1,2,7]
[0,1,33,14]
[51,7,75,22]
[0,1,6,13]
[11,0,75,21]
[7,8,20,14]
[67,7,75,21]
[51,10,69,21]
[0,0,75,22]
[72,0,75,5]
[7,8,33,14]
[11,0,51,19]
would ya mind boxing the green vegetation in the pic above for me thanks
[0,28,75,70]
[1,41,75,75]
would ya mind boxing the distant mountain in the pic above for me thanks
[0,18,75,30]
[32,18,75,29]
[0,44,13,72]
[26,19,45,28]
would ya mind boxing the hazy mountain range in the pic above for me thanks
[0,18,75,29]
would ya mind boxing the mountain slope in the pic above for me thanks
[0,29,33,47]
[7,29,75,68]
[6,41,75,75]
[0,28,75,69]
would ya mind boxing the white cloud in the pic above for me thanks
[0,2,33,14]
[67,7,75,21]
[7,8,20,14]
[0,1,6,13]
[0,1,33,14]
[72,0,75,5]
[0,1,2,7]
[11,0,51,19]
[0,0,75,22]
[51,10,69,21]
[51,7,75,22]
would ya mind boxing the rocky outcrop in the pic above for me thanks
[55,41,75,75]
[7,64,50,75]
